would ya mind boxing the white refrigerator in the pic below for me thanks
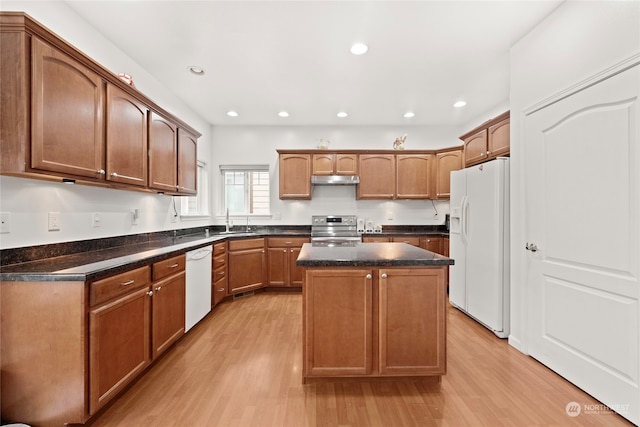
[449,157,510,338]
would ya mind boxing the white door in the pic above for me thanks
[466,159,508,334]
[524,63,639,423]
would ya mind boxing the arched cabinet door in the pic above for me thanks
[31,37,105,180]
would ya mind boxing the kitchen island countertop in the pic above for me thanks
[296,242,453,267]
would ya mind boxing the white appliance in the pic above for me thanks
[449,157,510,338]
[185,245,212,332]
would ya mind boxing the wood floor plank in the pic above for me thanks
[88,292,634,427]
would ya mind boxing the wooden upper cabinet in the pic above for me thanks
[312,153,358,175]
[177,128,198,195]
[488,117,510,158]
[462,129,488,167]
[148,112,178,192]
[434,150,462,199]
[106,84,148,187]
[396,154,433,199]
[461,111,510,167]
[358,154,395,199]
[279,153,311,199]
[31,37,105,180]
[0,13,201,193]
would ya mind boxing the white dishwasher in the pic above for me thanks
[185,245,212,332]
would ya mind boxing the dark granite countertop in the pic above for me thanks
[0,225,448,282]
[0,229,309,282]
[296,242,454,267]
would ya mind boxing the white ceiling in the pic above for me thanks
[64,0,563,127]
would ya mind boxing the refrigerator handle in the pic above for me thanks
[461,195,469,245]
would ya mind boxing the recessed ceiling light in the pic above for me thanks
[337,111,348,118]
[187,65,205,75]
[403,112,415,118]
[227,111,238,117]
[453,101,467,108]
[350,42,368,55]
[278,111,289,118]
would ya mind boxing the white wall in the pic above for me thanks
[210,125,462,227]
[0,1,212,249]
[509,0,640,352]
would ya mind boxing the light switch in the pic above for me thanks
[48,212,60,231]
[92,213,101,228]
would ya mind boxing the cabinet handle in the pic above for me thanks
[365,274,372,279]
[97,169,106,175]
[218,288,226,292]
[290,249,294,253]
[381,273,388,278]
[486,150,491,155]
[168,263,179,268]
[110,172,119,177]
[120,280,135,286]
[217,271,225,276]
[147,290,153,296]
[283,249,287,253]
[155,286,162,291]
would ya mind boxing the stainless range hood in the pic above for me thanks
[311,175,360,185]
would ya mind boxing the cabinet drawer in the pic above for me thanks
[267,237,309,247]
[213,242,227,256]
[229,238,264,251]
[90,266,150,306]
[213,253,227,268]
[213,265,226,281]
[152,254,185,281]
[391,237,421,247]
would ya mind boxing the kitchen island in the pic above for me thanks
[296,242,453,382]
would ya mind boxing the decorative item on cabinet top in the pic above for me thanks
[0,12,201,195]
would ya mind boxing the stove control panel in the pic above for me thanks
[312,215,357,226]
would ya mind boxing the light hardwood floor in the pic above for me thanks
[89,292,634,427]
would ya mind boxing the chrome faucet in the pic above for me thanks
[246,215,251,232]
[225,208,231,232]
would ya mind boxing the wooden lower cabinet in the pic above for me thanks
[212,242,228,306]
[228,238,266,294]
[303,269,373,377]
[151,257,186,359]
[302,267,446,380]
[267,237,309,287]
[379,268,446,375]
[89,285,151,414]
[421,236,443,254]
[392,236,421,247]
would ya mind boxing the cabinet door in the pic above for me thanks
[106,84,148,187]
[379,268,446,375]
[31,37,105,179]
[488,117,510,158]
[357,154,395,199]
[151,272,185,359]
[304,269,373,377]
[267,247,288,286]
[279,154,311,199]
[89,286,151,414]
[362,236,391,243]
[396,154,433,199]
[335,154,358,175]
[228,248,265,293]
[312,153,335,175]
[212,273,227,306]
[177,128,198,194]
[289,247,305,286]
[148,111,178,192]
[463,129,488,167]
[435,150,462,199]
[422,236,443,255]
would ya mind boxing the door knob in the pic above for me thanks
[525,242,539,252]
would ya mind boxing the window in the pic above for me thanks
[220,164,270,215]
[180,161,209,217]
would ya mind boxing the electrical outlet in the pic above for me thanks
[48,212,60,231]
[92,212,101,228]
[0,212,10,233]
[132,209,140,225]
